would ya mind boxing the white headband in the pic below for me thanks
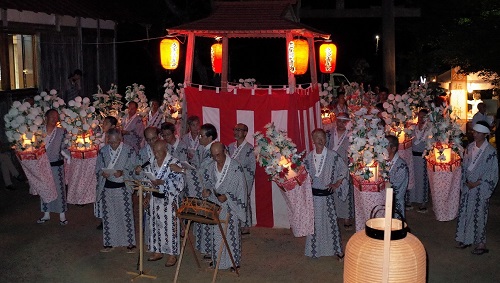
[473,123,490,134]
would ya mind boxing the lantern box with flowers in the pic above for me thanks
[254,123,306,191]
[423,103,464,172]
[344,83,376,113]
[162,78,184,122]
[383,92,415,148]
[92,84,123,119]
[348,107,389,192]
[61,96,101,159]
[125,83,149,118]
[4,100,46,158]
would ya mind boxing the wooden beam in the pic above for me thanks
[0,30,10,90]
[307,37,317,86]
[382,0,396,93]
[183,32,195,85]
[221,37,229,92]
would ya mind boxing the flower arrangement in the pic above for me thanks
[383,93,415,139]
[319,82,334,108]
[238,78,257,88]
[344,82,374,112]
[348,107,389,180]
[162,78,184,121]
[4,101,45,151]
[92,84,123,118]
[60,96,101,150]
[254,123,305,183]
[125,83,149,117]
[34,89,66,114]
[423,103,464,159]
[405,81,432,111]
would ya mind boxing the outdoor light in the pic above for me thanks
[160,38,180,70]
[288,39,309,75]
[319,41,337,74]
[211,42,223,74]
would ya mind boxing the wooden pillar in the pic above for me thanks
[382,0,396,93]
[184,32,195,86]
[0,29,10,90]
[286,32,296,93]
[307,36,318,87]
[221,36,229,91]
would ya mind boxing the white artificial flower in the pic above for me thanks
[34,95,42,101]
[18,125,28,134]
[75,120,82,126]
[74,102,82,108]
[75,96,82,103]
[44,95,51,101]
[68,101,75,107]
[50,89,57,95]
[53,102,60,108]
[82,97,90,104]
[71,128,79,134]
[79,110,87,117]
[40,91,47,97]
[18,104,28,112]
[15,115,26,124]
[82,124,90,131]
[34,117,44,126]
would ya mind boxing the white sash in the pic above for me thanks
[108,143,123,169]
[147,110,161,127]
[468,141,488,171]
[313,147,327,177]
[215,156,231,190]
[387,152,400,174]
[44,126,58,150]
[231,140,248,159]
[123,114,138,130]
[332,129,347,152]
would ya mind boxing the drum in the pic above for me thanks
[177,197,221,224]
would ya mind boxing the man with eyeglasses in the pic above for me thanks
[171,123,217,258]
[228,123,255,235]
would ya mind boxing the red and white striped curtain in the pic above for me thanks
[185,85,320,228]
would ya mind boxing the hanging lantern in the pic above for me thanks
[319,42,337,74]
[160,38,180,70]
[211,43,223,74]
[288,39,309,75]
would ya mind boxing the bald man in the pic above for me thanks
[96,128,137,253]
[137,140,184,267]
[134,127,160,178]
[202,142,246,271]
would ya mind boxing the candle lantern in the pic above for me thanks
[366,162,379,182]
[160,38,180,70]
[433,146,452,164]
[288,39,309,75]
[211,42,223,73]
[319,42,337,74]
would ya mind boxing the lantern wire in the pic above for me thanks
[40,35,186,45]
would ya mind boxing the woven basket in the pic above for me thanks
[344,219,426,282]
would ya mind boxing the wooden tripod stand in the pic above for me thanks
[174,209,240,283]
[126,180,158,281]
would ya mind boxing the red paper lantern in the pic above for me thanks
[160,38,180,70]
[319,42,337,73]
[288,39,309,75]
[211,43,223,73]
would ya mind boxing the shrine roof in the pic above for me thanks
[167,1,330,39]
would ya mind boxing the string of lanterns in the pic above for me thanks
[159,37,337,76]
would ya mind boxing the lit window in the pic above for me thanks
[2,34,37,90]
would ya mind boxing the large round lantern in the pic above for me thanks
[288,39,309,75]
[211,43,223,74]
[160,38,180,70]
[319,42,337,74]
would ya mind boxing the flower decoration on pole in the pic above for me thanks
[238,78,257,88]
[348,107,389,182]
[125,83,149,117]
[405,81,433,111]
[254,123,305,185]
[344,83,374,113]
[383,93,414,144]
[162,78,184,122]
[4,101,45,152]
[92,84,123,119]
[34,89,66,114]
[423,103,463,170]
[61,96,101,152]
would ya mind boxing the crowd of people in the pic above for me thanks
[4,87,497,274]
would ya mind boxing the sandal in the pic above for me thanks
[37,218,50,224]
[336,253,345,262]
[59,220,68,226]
[126,246,136,254]
[455,242,471,249]
[343,224,353,231]
[471,248,489,255]
[165,255,177,267]
[147,253,163,261]
[100,246,114,253]
[230,266,241,273]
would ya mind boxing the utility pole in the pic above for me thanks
[382,0,396,94]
